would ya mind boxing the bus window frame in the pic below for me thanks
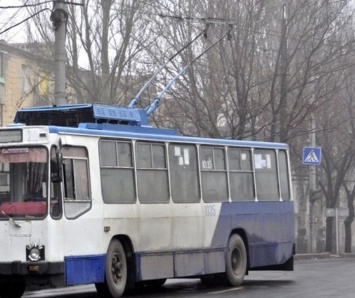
[277,149,291,201]
[253,148,280,202]
[61,145,91,219]
[169,142,200,204]
[228,147,255,202]
[136,141,169,204]
[199,145,228,203]
[99,139,136,204]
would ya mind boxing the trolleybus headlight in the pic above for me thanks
[26,244,45,261]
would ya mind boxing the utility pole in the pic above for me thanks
[51,1,68,105]
[279,3,288,142]
[309,113,317,253]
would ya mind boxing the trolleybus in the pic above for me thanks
[0,103,294,298]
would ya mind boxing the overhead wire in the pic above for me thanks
[0,8,51,36]
[0,1,83,37]
[0,1,52,9]
[0,0,30,34]
[0,0,353,44]
[128,27,208,108]
[145,27,232,116]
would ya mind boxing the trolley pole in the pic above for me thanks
[51,1,68,105]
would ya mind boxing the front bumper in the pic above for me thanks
[0,261,65,287]
[0,261,64,275]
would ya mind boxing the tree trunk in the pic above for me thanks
[325,216,334,253]
[344,218,352,253]
[344,197,354,253]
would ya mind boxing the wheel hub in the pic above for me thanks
[111,252,123,284]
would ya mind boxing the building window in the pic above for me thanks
[38,71,49,95]
[0,53,3,77]
[22,65,29,93]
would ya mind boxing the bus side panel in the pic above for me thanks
[211,201,294,269]
[135,252,174,280]
[203,248,225,274]
[135,249,225,280]
[174,251,205,277]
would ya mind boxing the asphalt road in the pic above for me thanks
[23,256,355,298]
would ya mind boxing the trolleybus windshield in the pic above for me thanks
[0,146,48,219]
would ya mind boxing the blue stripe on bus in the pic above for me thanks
[63,201,294,285]
[212,201,294,268]
[65,254,105,286]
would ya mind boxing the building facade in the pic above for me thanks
[0,41,54,126]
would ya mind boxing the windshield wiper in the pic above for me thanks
[1,211,21,228]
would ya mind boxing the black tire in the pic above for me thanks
[95,239,127,298]
[0,279,26,298]
[225,234,247,287]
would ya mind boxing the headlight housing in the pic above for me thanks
[26,244,45,261]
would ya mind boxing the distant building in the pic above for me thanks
[0,40,55,126]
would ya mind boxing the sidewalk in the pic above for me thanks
[295,252,355,260]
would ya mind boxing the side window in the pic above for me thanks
[100,140,135,204]
[62,146,90,219]
[200,146,228,203]
[63,159,89,200]
[254,149,279,201]
[279,150,291,201]
[228,148,255,201]
[169,144,200,203]
[136,142,169,203]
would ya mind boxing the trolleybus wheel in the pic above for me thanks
[95,239,127,298]
[225,234,247,287]
[0,279,26,298]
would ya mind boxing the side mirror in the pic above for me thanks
[51,140,63,183]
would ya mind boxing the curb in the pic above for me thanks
[295,253,355,260]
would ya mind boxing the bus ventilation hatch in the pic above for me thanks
[14,104,148,127]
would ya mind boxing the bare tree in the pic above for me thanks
[317,97,355,252]
[145,0,355,143]
[146,0,355,253]
[24,0,155,104]
[17,0,355,253]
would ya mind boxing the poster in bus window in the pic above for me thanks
[255,154,272,169]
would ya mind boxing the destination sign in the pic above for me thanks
[2,148,29,154]
[0,129,22,143]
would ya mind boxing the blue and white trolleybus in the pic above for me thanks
[0,103,294,298]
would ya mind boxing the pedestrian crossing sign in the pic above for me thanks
[303,147,322,165]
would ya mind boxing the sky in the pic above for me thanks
[0,0,36,43]
[0,1,90,68]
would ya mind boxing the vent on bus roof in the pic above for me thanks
[14,104,148,127]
